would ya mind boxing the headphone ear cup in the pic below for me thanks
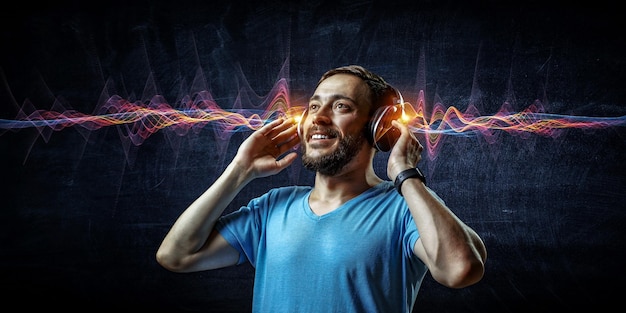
[370,105,402,152]
[368,86,404,151]
[297,109,308,139]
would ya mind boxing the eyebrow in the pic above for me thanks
[309,94,357,104]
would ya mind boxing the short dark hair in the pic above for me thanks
[317,65,392,116]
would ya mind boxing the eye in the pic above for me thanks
[308,103,320,112]
[333,102,351,112]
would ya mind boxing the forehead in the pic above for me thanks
[313,74,371,104]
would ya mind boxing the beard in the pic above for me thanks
[301,128,368,176]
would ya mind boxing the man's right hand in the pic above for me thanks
[233,117,300,180]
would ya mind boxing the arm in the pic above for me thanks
[156,118,299,273]
[388,120,487,288]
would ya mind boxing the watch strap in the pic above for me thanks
[394,168,426,196]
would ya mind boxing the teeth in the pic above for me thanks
[312,134,329,139]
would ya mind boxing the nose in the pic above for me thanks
[311,106,332,126]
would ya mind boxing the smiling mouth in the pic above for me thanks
[307,130,339,147]
[311,134,332,140]
[306,125,340,145]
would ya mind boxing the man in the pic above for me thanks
[156,65,487,312]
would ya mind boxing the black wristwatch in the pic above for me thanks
[394,168,426,196]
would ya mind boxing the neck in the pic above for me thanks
[311,148,383,202]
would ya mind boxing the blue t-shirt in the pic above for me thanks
[216,181,432,313]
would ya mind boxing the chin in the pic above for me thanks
[311,144,335,150]
[304,150,328,160]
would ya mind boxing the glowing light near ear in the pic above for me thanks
[399,102,418,123]
[286,106,306,125]
[293,112,303,125]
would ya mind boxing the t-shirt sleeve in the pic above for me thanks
[215,195,267,266]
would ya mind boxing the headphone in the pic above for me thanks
[297,85,404,152]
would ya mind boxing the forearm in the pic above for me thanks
[401,178,487,288]
[157,118,298,271]
[156,162,251,269]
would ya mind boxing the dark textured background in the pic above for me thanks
[1,1,625,311]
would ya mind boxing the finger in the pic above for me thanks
[260,118,295,141]
[276,132,300,156]
[275,151,298,168]
[273,118,297,134]
[272,123,298,145]
[391,120,415,144]
[258,118,285,136]
[391,119,408,134]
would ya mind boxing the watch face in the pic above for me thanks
[370,104,402,152]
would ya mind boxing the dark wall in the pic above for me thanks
[1,1,625,312]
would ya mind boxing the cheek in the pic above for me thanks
[336,116,369,136]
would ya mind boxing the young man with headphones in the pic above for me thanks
[156,65,487,312]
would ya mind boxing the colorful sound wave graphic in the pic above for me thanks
[1,78,625,160]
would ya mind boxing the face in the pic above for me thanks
[300,74,372,175]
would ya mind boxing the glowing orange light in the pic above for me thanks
[284,105,306,125]
[400,102,419,123]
